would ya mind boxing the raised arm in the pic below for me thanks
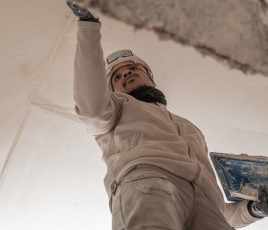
[67,0,122,135]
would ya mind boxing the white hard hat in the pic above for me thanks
[106,49,154,91]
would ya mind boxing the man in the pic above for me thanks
[67,1,268,229]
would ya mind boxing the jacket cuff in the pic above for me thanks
[243,200,263,222]
[77,20,101,29]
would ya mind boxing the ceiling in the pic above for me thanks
[86,0,268,76]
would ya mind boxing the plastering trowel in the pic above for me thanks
[210,152,268,202]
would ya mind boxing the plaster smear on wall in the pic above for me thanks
[73,0,268,77]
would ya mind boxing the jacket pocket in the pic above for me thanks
[123,169,175,199]
[124,169,168,182]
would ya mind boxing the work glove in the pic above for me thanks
[66,0,99,22]
[248,185,268,218]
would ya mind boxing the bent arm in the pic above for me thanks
[74,21,121,135]
[225,200,260,228]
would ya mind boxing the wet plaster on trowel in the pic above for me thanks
[73,0,268,77]
[212,152,268,201]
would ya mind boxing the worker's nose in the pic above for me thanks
[122,69,133,78]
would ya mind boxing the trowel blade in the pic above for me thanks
[210,152,268,202]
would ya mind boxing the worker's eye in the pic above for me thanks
[113,75,121,82]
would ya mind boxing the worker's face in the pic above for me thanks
[111,64,155,94]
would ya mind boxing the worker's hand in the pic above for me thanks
[248,185,268,218]
[66,0,99,22]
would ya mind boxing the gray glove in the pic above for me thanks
[66,0,99,22]
[248,185,268,218]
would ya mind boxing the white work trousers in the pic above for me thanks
[111,165,233,230]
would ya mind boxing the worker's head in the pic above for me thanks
[106,49,155,93]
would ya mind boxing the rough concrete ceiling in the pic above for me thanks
[76,0,268,76]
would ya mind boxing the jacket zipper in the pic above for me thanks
[168,111,181,135]
[168,111,192,158]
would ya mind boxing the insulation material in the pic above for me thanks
[0,0,268,229]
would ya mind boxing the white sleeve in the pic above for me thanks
[73,21,122,135]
